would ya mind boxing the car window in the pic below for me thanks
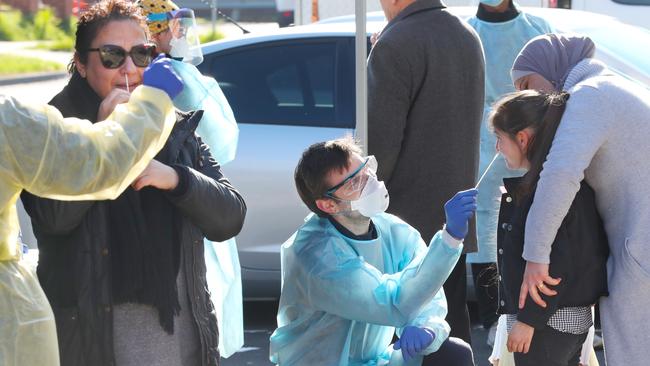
[267,64,304,107]
[202,39,350,128]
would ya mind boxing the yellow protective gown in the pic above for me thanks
[0,85,176,366]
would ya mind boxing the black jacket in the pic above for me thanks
[22,79,246,366]
[367,0,484,250]
[496,177,608,329]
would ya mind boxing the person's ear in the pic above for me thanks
[516,129,532,153]
[514,76,526,91]
[315,197,339,215]
[74,53,87,78]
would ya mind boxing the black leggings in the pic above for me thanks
[513,327,587,366]
[471,262,499,329]
[420,337,474,366]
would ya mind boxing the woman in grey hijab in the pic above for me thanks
[511,33,596,91]
[508,32,650,366]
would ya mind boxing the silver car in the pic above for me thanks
[198,7,650,300]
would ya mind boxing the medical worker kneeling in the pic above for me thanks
[0,55,182,366]
[270,137,477,366]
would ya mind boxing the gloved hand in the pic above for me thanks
[143,54,183,100]
[444,188,478,240]
[393,326,436,362]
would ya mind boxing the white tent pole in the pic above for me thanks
[355,0,368,154]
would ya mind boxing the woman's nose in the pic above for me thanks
[121,54,138,74]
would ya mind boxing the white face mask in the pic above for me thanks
[479,0,505,6]
[349,176,390,218]
[169,36,190,58]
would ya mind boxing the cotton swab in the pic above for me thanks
[475,152,500,189]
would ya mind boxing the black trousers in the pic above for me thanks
[513,327,587,366]
[423,255,472,365]
[471,262,499,329]
[419,337,474,366]
[443,254,471,343]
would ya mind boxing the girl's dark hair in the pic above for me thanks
[294,136,362,217]
[489,90,571,198]
[69,0,147,74]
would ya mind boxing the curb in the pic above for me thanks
[0,71,68,86]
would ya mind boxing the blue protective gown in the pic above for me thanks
[170,60,244,356]
[269,213,462,365]
[467,11,552,263]
[170,59,238,165]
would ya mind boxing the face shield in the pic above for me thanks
[167,8,203,65]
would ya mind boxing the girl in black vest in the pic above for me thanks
[489,90,608,366]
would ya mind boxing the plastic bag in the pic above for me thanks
[204,238,244,358]
[0,259,60,366]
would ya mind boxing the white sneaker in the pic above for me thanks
[487,323,498,348]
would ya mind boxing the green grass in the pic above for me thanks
[0,54,65,75]
[32,37,75,52]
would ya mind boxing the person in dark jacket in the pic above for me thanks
[20,1,246,365]
[490,90,608,365]
[367,0,484,348]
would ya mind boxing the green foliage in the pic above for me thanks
[0,54,65,75]
[0,6,76,47]
[199,30,226,44]
[0,10,25,41]
[31,7,65,40]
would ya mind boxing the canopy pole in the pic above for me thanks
[354,0,368,154]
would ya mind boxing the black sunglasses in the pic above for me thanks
[86,44,157,69]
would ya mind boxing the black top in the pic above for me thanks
[22,72,246,366]
[329,217,378,241]
[367,0,484,252]
[476,0,520,23]
[496,176,609,329]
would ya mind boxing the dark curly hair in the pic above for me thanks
[69,0,148,73]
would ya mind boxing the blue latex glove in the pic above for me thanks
[143,54,184,100]
[444,188,478,240]
[393,326,436,362]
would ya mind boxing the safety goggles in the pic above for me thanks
[85,43,156,69]
[325,155,378,198]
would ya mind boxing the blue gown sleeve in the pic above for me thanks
[401,288,450,354]
[298,229,462,328]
